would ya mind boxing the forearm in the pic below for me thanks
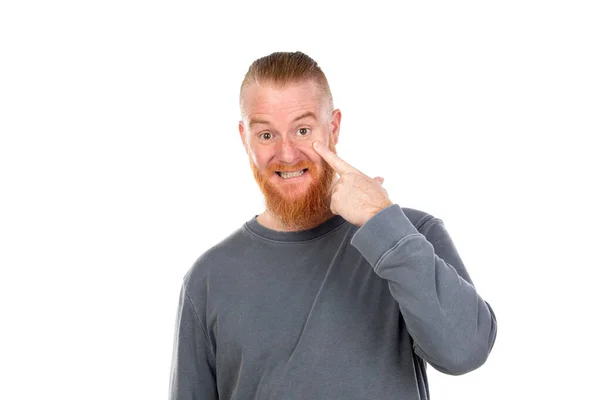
[350,205,497,375]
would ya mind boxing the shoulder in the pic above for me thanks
[400,206,444,232]
[182,224,250,294]
[400,206,460,257]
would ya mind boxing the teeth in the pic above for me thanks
[280,169,305,179]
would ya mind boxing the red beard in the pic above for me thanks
[249,142,337,230]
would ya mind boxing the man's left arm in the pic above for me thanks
[350,204,498,376]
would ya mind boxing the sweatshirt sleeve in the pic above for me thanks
[168,283,218,399]
[350,204,497,375]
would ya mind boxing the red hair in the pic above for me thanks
[239,51,334,116]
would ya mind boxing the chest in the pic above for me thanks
[208,245,401,374]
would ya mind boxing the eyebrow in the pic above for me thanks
[249,111,318,129]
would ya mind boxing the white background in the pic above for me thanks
[1,1,599,399]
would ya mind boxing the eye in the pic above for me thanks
[297,127,311,136]
[259,132,273,140]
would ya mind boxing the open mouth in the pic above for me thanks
[275,168,309,179]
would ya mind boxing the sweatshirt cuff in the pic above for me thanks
[350,204,420,268]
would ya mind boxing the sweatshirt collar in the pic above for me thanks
[244,213,348,243]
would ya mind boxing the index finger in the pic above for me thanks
[312,141,356,175]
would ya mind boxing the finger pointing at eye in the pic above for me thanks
[312,141,358,175]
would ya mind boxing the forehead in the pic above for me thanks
[241,81,324,122]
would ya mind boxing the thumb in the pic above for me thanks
[373,176,385,185]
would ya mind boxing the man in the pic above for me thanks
[168,51,497,399]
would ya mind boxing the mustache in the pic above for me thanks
[267,160,315,174]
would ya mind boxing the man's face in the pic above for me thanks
[238,80,341,229]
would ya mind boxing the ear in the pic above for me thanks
[330,109,342,145]
[238,121,248,154]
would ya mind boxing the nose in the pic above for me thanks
[274,137,302,164]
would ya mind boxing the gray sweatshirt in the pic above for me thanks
[168,204,497,399]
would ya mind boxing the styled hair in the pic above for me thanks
[239,51,334,118]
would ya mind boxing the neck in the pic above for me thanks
[257,209,336,232]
